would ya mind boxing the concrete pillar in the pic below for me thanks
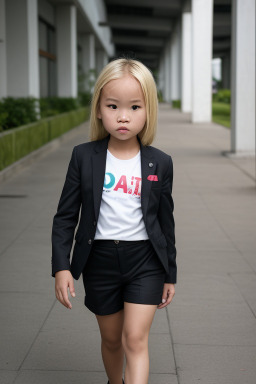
[157,54,165,100]
[231,0,255,153]
[81,34,95,74]
[5,0,39,98]
[170,22,181,102]
[192,0,213,122]
[162,46,167,101]
[103,51,108,67]
[163,38,171,103]
[96,49,108,74]
[56,5,77,97]
[80,34,96,92]
[221,54,231,89]
[0,0,7,98]
[181,11,192,112]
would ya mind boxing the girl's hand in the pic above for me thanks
[55,270,76,309]
[157,283,175,309]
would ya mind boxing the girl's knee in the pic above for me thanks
[122,331,148,354]
[102,335,123,351]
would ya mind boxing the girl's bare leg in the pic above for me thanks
[122,302,157,384]
[96,309,125,384]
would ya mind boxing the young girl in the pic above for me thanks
[51,58,177,384]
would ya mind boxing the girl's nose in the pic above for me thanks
[117,111,130,122]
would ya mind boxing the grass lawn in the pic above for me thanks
[212,102,231,128]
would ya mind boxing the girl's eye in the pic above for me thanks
[107,104,117,109]
[132,105,140,111]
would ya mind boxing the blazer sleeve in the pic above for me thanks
[51,146,81,277]
[158,156,177,284]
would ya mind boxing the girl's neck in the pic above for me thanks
[108,135,140,160]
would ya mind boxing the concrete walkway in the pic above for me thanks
[0,104,255,384]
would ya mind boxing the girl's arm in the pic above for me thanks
[158,156,177,284]
[51,146,81,277]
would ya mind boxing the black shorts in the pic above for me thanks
[82,239,166,316]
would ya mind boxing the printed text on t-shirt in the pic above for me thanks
[103,173,141,197]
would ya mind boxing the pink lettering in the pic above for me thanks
[133,177,141,196]
[113,175,127,193]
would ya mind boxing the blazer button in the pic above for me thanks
[88,239,92,245]
[93,221,96,226]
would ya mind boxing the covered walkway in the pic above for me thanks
[0,105,255,384]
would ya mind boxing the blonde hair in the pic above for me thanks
[89,58,158,146]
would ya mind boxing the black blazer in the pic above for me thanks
[51,134,177,284]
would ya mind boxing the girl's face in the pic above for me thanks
[97,74,147,143]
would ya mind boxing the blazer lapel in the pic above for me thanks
[138,136,157,221]
[92,135,110,221]
[91,134,157,223]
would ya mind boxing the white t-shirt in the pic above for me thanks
[94,149,149,240]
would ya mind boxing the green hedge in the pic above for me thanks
[172,100,181,109]
[0,97,38,130]
[39,97,81,118]
[212,89,231,104]
[0,107,89,171]
[0,95,92,131]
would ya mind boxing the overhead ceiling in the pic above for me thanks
[103,0,231,71]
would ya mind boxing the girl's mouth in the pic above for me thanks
[117,127,129,133]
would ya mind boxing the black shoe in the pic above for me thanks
[107,380,125,384]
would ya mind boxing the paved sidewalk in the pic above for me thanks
[0,104,255,384]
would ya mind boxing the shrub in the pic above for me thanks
[0,107,89,171]
[0,97,38,131]
[39,97,80,118]
[212,89,231,104]
[157,90,164,102]
[172,100,181,109]
[0,96,88,131]
[78,92,92,108]
[0,92,94,131]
